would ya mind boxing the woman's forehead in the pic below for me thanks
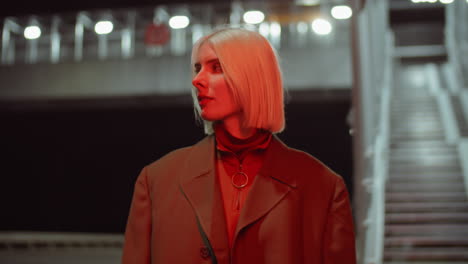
[192,43,218,64]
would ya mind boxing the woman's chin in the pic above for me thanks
[201,112,218,122]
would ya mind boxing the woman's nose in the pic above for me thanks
[192,73,207,91]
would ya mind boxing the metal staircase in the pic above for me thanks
[383,64,468,263]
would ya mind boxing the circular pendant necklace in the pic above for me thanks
[231,164,248,188]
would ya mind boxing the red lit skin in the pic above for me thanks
[192,43,255,139]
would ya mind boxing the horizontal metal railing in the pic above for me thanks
[0,2,351,66]
[0,231,124,251]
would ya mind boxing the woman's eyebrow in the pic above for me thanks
[193,58,219,66]
[206,58,220,64]
[194,58,220,67]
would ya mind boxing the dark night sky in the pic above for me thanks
[0,0,230,17]
[1,0,445,25]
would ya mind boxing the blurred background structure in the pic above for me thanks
[0,0,467,263]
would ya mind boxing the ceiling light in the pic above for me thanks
[24,25,41,39]
[331,5,353,20]
[295,0,320,6]
[94,21,113,35]
[439,0,453,3]
[312,18,332,35]
[169,16,190,29]
[243,10,265,24]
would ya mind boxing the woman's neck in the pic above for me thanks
[219,116,255,139]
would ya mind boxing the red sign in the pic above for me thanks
[145,23,170,46]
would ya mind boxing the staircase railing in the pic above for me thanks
[362,30,393,264]
[445,1,468,197]
[445,0,468,90]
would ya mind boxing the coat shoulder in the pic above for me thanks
[283,145,342,185]
[145,145,193,176]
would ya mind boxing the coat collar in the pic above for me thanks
[179,135,297,253]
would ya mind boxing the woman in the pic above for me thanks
[122,27,356,264]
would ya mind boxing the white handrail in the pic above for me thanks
[363,30,393,264]
[459,140,468,199]
[428,62,460,144]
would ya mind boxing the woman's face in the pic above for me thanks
[192,43,241,122]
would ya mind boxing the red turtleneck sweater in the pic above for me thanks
[214,123,272,247]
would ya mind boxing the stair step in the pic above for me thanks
[386,202,468,213]
[389,172,463,180]
[390,159,459,167]
[384,248,468,261]
[386,183,465,192]
[390,140,450,148]
[391,129,444,134]
[386,192,467,203]
[388,176,463,184]
[389,171,462,177]
[385,236,468,247]
[391,148,454,154]
[390,166,462,174]
[390,152,458,159]
[391,134,444,139]
[386,224,468,236]
[386,213,468,224]
[392,122,442,127]
[391,134,445,139]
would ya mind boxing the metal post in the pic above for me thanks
[350,0,367,262]
[50,16,61,63]
[1,20,11,64]
[98,34,108,60]
[75,12,92,62]
[121,11,136,59]
[2,18,21,65]
[75,14,84,61]
[230,1,243,27]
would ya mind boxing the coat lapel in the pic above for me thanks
[178,136,230,253]
[234,135,297,242]
[179,135,297,254]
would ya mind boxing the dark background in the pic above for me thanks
[0,0,445,235]
[0,90,353,233]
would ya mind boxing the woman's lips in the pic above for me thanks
[198,96,212,107]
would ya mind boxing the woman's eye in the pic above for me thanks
[213,64,223,73]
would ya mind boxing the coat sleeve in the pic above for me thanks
[122,166,152,264]
[323,176,357,263]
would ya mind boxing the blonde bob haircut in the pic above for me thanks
[191,27,285,135]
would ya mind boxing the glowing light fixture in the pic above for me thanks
[243,10,265,24]
[296,0,320,6]
[312,18,332,35]
[331,5,353,20]
[94,21,113,35]
[24,26,41,39]
[439,0,453,3]
[169,16,190,29]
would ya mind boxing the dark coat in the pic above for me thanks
[122,135,356,264]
